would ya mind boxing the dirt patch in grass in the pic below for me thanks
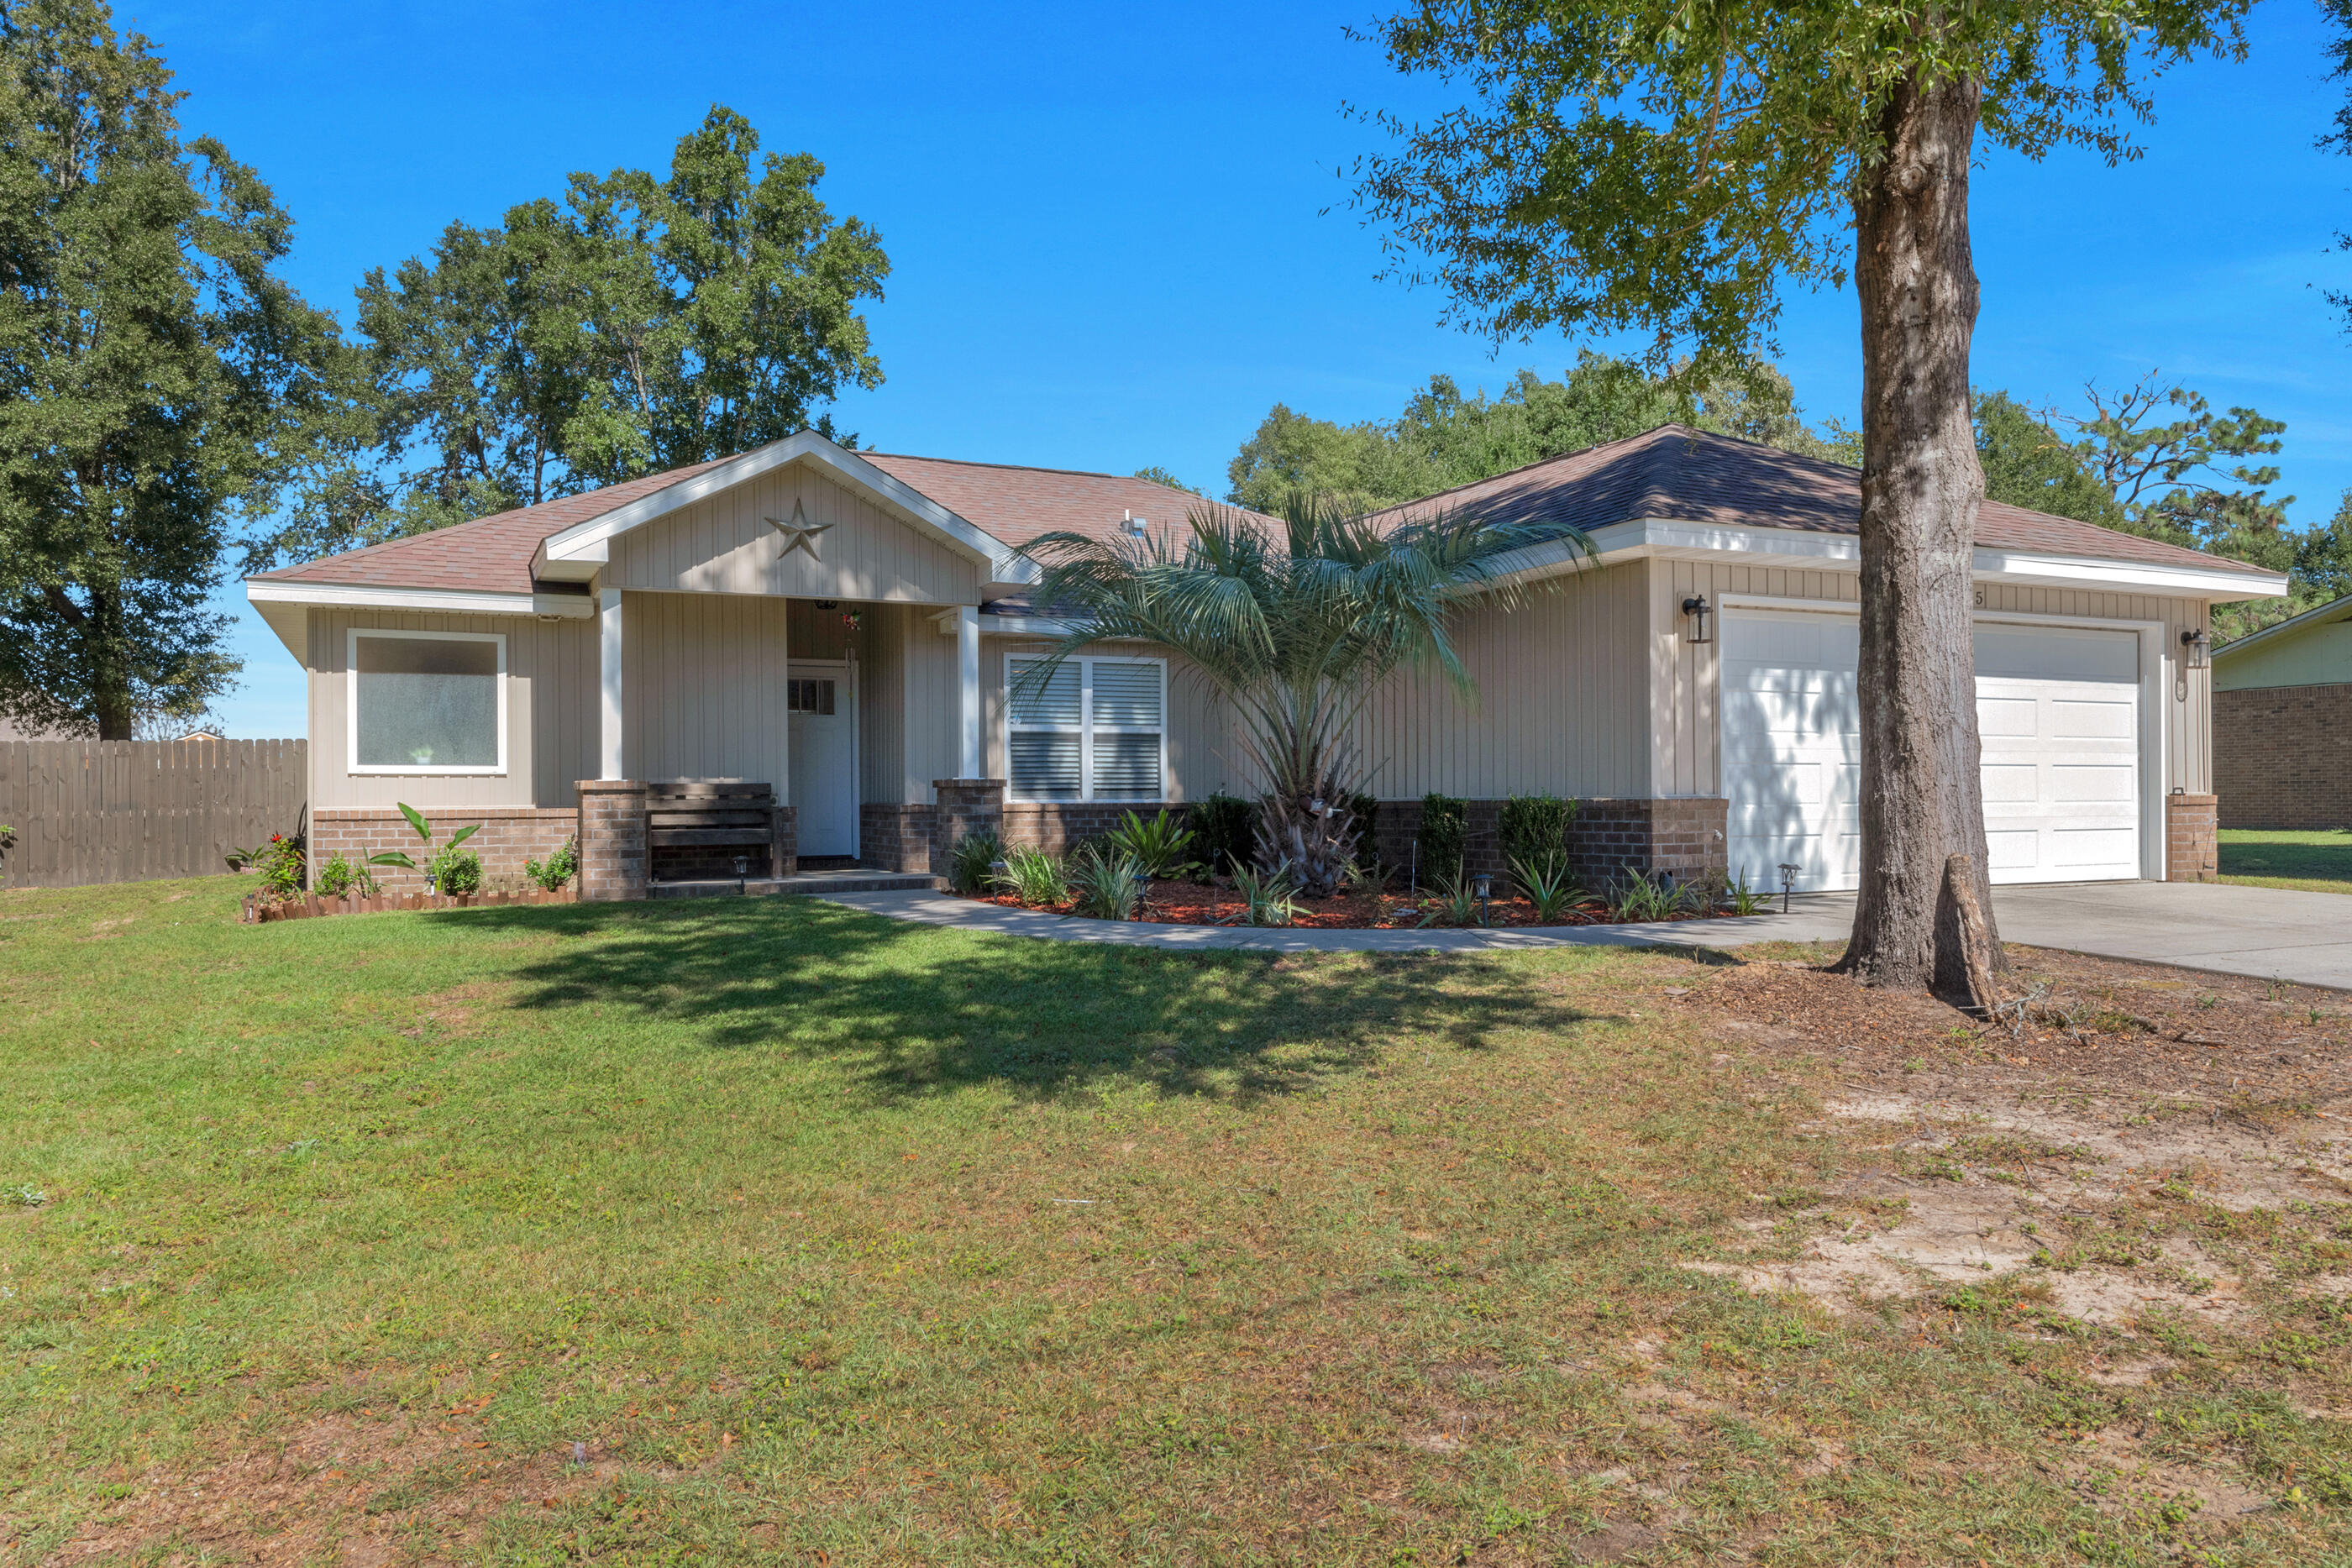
[50,1403,626,1567]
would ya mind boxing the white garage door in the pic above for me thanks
[1721,611,2141,894]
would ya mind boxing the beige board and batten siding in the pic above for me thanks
[307,607,596,812]
[602,460,985,605]
[622,590,801,789]
[2214,613,2352,691]
[1646,558,2213,797]
[858,604,962,805]
[1351,559,1653,801]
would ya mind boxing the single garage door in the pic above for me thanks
[1721,610,2141,893]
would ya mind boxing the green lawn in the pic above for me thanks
[2219,828,2352,894]
[0,878,2345,1565]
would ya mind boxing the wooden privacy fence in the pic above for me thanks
[0,739,307,889]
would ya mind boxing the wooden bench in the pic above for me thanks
[646,781,782,879]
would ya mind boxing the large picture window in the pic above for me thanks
[1005,654,1164,802]
[349,630,506,774]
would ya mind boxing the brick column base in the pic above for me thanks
[2166,792,2218,883]
[577,779,650,902]
[932,779,1006,879]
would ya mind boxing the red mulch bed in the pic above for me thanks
[963,879,1711,930]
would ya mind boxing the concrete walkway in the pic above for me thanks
[817,880,2352,989]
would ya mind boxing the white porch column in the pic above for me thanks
[957,604,981,779]
[599,587,625,780]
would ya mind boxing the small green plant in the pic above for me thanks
[312,852,381,899]
[1068,845,1146,920]
[1510,854,1585,923]
[1610,867,1698,922]
[1230,864,1300,927]
[525,836,579,891]
[251,833,305,898]
[1191,792,1255,878]
[1719,869,1770,915]
[1341,856,1390,895]
[1419,873,1487,928]
[1001,846,1069,907]
[428,845,484,894]
[0,1183,45,1208]
[948,828,1005,894]
[1104,809,1197,878]
[367,803,480,890]
[1417,793,1467,886]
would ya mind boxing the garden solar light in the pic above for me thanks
[1778,863,1800,915]
[1473,872,1492,924]
[732,854,749,878]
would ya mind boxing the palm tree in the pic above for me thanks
[1022,494,1586,897]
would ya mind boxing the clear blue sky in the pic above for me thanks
[144,0,2352,735]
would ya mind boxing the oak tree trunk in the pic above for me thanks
[1837,68,2006,1002]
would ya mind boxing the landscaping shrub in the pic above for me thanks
[1231,864,1300,926]
[1499,794,1576,890]
[252,834,304,898]
[1105,809,1198,878]
[1344,792,1381,873]
[1001,846,1069,907]
[428,846,484,894]
[1068,845,1145,920]
[948,828,1005,894]
[1417,793,1467,885]
[312,852,379,899]
[526,837,579,892]
[1192,791,1254,878]
[1511,854,1586,923]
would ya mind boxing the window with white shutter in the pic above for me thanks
[1005,655,1165,802]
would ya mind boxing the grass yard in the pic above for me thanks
[2219,828,2352,894]
[3,878,2350,1566]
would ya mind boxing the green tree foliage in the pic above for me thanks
[1226,352,1851,511]
[0,0,349,737]
[1975,376,2314,640]
[343,106,888,540]
[1024,496,1576,897]
[1130,466,1201,495]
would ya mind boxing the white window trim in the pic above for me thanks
[347,627,509,776]
[1004,653,1168,803]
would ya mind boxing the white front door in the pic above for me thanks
[1719,611,2143,894]
[788,661,858,858]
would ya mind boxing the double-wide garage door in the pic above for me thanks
[1722,609,2144,893]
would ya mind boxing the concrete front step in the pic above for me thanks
[648,869,941,899]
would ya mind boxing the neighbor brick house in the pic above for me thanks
[2213,594,2352,829]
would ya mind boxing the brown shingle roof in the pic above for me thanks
[857,453,1202,551]
[1363,423,2248,574]
[250,458,736,595]
[248,449,1206,595]
[251,424,2255,599]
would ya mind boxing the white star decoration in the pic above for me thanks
[764,499,833,560]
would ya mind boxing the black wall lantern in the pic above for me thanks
[2180,628,2210,670]
[1682,595,1712,644]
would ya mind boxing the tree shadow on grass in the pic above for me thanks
[452,897,1609,1104]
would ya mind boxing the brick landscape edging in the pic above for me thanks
[245,887,579,922]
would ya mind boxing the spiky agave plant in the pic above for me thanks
[1021,494,1583,897]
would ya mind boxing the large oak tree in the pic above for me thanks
[1352,0,2250,996]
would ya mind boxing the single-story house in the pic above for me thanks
[2213,593,2352,828]
[244,424,2285,898]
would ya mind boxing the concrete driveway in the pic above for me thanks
[1778,880,2352,990]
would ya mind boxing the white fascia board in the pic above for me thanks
[531,430,1026,580]
[977,612,1155,643]
[244,579,597,619]
[1492,517,2287,600]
